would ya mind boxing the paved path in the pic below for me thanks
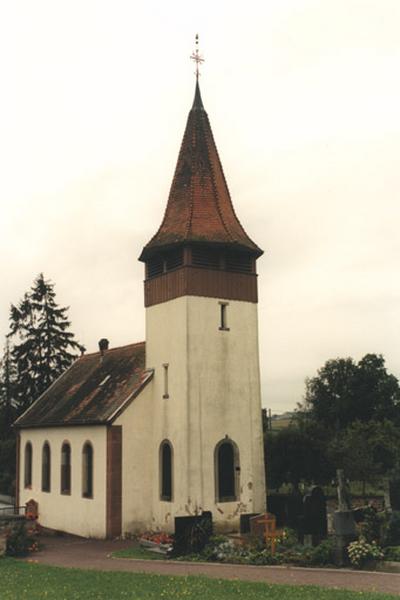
[29,535,400,596]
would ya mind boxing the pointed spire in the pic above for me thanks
[192,79,204,110]
[139,42,262,262]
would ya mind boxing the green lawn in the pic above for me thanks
[0,558,398,600]
[113,545,167,560]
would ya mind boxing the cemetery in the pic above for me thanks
[2,473,399,576]
[110,472,400,571]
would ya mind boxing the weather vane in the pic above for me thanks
[190,34,204,79]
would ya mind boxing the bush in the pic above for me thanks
[180,533,338,568]
[6,521,37,557]
[384,511,400,546]
[184,535,282,566]
[359,505,382,543]
[275,527,298,550]
[308,538,336,565]
[201,536,236,562]
[347,538,384,568]
[384,546,400,562]
[276,546,310,566]
[203,536,337,567]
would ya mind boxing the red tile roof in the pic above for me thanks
[139,82,262,260]
[14,343,153,428]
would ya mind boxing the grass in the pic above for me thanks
[0,558,398,600]
[112,545,167,560]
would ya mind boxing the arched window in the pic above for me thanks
[160,440,173,501]
[42,442,51,492]
[60,442,71,495]
[82,442,93,498]
[215,439,240,502]
[24,442,32,488]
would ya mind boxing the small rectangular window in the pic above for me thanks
[219,302,230,331]
[163,363,169,399]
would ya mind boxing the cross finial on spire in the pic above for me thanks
[190,34,204,80]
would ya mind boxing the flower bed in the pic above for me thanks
[138,531,173,554]
[347,538,384,568]
[175,530,337,567]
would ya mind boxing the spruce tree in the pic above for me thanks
[0,338,16,438]
[0,339,17,494]
[9,274,84,412]
[9,294,39,411]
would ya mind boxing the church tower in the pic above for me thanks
[139,77,266,531]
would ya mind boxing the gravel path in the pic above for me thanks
[28,535,400,596]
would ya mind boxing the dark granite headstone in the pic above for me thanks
[389,479,400,511]
[173,512,213,555]
[240,513,261,534]
[302,486,327,546]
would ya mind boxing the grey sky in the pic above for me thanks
[1,0,400,412]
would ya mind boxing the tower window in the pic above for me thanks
[160,440,173,501]
[165,248,184,271]
[61,442,71,495]
[215,439,240,502]
[147,255,164,278]
[24,442,32,488]
[226,252,254,273]
[163,363,169,399]
[219,302,229,331]
[82,442,94,499]
[42,442,51,492]
[192,247,220,269]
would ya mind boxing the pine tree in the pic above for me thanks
[0,339,17,494]
[0,338,17,438]
[9,294,39,411]
[9,274,84,412]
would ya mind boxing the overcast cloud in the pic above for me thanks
[1,0,399,412]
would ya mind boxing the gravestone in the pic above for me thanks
[302,486,327,546]
[333,469,357,565]
[389,479,400,511]
[240,513,261,534]
[267,493,304,530]
[173,512,212,555]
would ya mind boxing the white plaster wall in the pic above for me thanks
[19,426,107,538]
[114,383,154,534]
[146,295,266,532]
[146,296,190,531]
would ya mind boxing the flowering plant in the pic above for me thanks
[140,531,174,545]
[347,538,384,568]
